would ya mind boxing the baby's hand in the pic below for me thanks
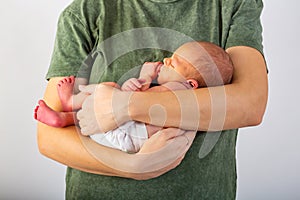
[140,61,163,81]
[121,78,146,91]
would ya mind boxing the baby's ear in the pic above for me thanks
[187,79,198,89]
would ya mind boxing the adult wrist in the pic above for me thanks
[128,91,148,122]
[112,90,133,126]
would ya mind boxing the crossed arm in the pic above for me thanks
[146,46,268,130]
[37,46,268,179]
[37,77,190,180]
[131,46,268,131]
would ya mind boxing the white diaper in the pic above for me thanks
[90,121,148,153]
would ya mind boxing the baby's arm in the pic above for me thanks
[138,61,163,90]
[121,78,146,91]
[121,61,162,91]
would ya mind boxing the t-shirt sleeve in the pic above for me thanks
[225,0,264,55]
[46,7,95,80]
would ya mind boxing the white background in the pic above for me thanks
[1,0,299,199]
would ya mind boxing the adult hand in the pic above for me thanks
[139,128,185,153]
[134,128,196,174]
[82,127,196,177]
[77,82,131,135]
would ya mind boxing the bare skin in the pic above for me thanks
[34,76,81,128]
[35,79,176,139]
[57,76,76,112]
[35,57,200,137]
[57,75,95,112]
[34,100,62,127]
[34,99,77,127]
[37,46,268,178]
[36,41,233,135]
[37,77,190,179]
[34,74,164,137]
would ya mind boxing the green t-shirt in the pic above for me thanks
[46,0,264,199]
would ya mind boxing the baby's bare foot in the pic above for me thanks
[34,100,65,127]
[57,76,75,112]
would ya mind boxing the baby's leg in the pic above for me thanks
[146,124,163,138]
[57,76,88,111]
[34,100,77,127]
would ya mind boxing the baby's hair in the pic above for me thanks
[186,41,234,87]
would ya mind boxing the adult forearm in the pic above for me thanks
[37,77,187,180]
[129,88,223,131]
[36,77,131,177]
[130,85,263,131]
[129,46,268,131]
[37,122,189,180]
[37,123,119,176]
[37,123,178,179]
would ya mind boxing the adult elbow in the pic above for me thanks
[247,98,267,127]
[245,82,268,127]
[36,124,52,157]
[37,132,48,157]
[249,110,264,126]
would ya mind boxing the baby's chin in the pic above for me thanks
[157,77,165,85]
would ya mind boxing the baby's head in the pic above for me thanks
[157,41,233,88]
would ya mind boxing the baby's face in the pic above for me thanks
[157,55,187,84]
[157,46,198,85]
